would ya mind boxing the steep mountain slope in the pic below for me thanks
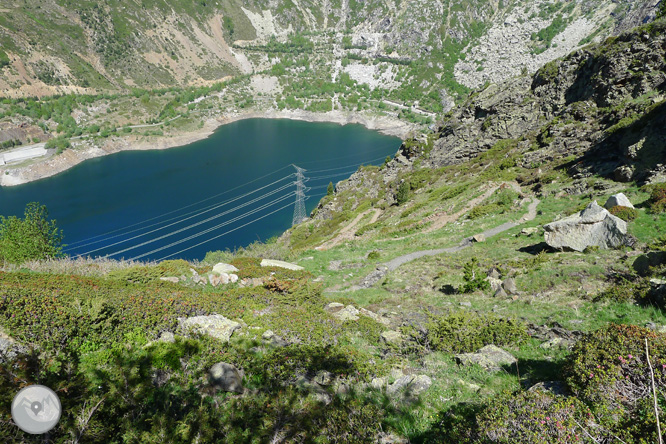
[0,0,658,111]
[291,17,666,250]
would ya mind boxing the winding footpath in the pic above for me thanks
[350,196,540,290]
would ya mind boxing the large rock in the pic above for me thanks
[604,193,634,209]
[359,307,390,325]
[331,305,360,321]
[543,201,629,252]
[455,345,517,371]
[387,375,432,396]
[209,362,243,393]
[212,263,239,274]
[0,328,25,362]
[502,278,518,295]
[260,259,304,270]
[178,315,241,342]
[380,330,404,345]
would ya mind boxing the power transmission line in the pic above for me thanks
[66,173,295,252]
[75,182,295,258]
[155,198,308,262]
[126,193,298,261]
[64,164,295,249]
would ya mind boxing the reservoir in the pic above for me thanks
[0,118,401,262]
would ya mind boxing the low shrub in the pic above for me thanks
[565,324,666,441]
[355,221,381,236]
[592,277,649,303]
[343,316,384,346]
[460,257,491,293]
[644,183,666,213]
[427,312,527,353]
[608,205,639,221]
[468,204,495,220]
[475,390,599,443]
[107,259,192,284]
[566,323,666,405]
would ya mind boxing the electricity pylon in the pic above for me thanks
[292,165,310,226]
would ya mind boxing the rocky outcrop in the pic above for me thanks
[543,201,629,251]
[178,314,241,342]
[455,345,517,371]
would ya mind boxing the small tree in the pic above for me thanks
[460,257,490,293]
[396,181,410,205]
[0,202,64,264]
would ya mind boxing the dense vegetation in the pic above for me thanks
[0,203,64,264]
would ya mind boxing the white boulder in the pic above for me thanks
[604,193,634,209]
[543,201,629,252]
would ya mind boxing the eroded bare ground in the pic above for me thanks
[315,208,382,251]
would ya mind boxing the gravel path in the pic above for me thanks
[351,196,540,290]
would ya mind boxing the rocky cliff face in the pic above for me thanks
[0,0,658,105]
[310,18,666,222]
[426,18,666,184]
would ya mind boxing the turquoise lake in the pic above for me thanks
[0,118,401,261]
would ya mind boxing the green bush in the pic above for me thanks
[608,205,639,221]
[355,221,381,236]
[643,183,666,213]
[593,277,649,303]
[0,49,9,68]
[427,312,527,353]
[565,324,666,441]
[566,323,666,404]
[343,316,384,345]
[108,260,192,284]
[460,257,491,293]
[475,390,597,443]
[0,202,64,264]
[468,204,495,220]
[396,181,410,205]
[45,135,71,153]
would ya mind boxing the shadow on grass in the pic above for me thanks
[518,242,553,255]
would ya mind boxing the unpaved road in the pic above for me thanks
[350,196,540,290]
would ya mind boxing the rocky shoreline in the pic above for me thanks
[0,110,414,187]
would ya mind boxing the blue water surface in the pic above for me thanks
[0,118,401,261]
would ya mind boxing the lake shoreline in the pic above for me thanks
[0,110,413,187]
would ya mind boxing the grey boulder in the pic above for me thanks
[209,362,244,393]
[0,328,25,362]
[387,375,432,396]
[604,193,634,209]
[212,263,239,274]
[178,314,241,342]
[543,201,629,252]
[455,345,517,371]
